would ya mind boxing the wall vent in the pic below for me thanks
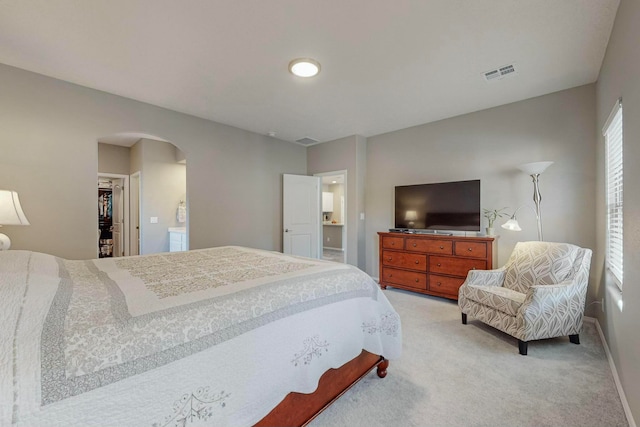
[483,63,518,82]
[295,136,320,146]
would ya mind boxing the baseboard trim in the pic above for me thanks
[587,316,637,427]
[322,246,344,251]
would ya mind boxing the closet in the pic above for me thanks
[98,178,124,258]
[98,185,113,257]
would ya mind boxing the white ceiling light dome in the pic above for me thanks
[288,58,321,77]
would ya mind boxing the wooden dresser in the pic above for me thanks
[378,232,497,300]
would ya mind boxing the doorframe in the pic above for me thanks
[129,171,141,256]
[97,172,130,257]
[314,170,347,263]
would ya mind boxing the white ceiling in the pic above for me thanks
[0,1,619,145]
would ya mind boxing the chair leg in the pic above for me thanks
[461,313,467,324]
[569,334,580,345]
[518,340,528,356]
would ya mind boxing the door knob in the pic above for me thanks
[285,229,292,232]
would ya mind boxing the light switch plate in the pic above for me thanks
[150,216,158,224]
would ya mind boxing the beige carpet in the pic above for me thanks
[311,288,629,427]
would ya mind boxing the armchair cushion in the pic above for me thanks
[461,284,525,317]
[464,268,506,287]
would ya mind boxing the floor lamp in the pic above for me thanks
[501,161,553,241]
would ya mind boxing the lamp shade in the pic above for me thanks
[518,161,553,175]
[501,218,522,232]
[0,190,30,225]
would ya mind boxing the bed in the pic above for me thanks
[1,246,402,426]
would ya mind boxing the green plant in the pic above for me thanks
[483,207,509,228]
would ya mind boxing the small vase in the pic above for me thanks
[486,227,495,236]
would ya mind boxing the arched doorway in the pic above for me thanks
[97,132,187,256]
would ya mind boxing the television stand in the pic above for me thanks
[378,232,496,300]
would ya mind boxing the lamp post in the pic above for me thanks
[501,161,553,241]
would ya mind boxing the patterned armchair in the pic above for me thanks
[458,241,592,355]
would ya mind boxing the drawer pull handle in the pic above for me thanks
[437,263,441,267]
[389,274,393,278]
[391,242,395,245]
[387,257,392,261]
[437,282,442,286]
[468,247,473,252]
[472,267,476,270]
[415,279,420,283]
[412,243,417,247]
[415,260,420,264]
[439,246,444,249]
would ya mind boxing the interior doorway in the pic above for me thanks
[97,134,187,256]
[97,173,129,258]
[314,170,347,264]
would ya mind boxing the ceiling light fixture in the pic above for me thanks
[288,58,321,77]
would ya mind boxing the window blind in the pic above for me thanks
[603,99,623,288]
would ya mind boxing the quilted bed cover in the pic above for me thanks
[1,246,402,426]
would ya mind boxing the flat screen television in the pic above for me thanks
[394,179,480,232]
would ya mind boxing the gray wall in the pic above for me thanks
[595,0,640,422]
[0,64,306,259]
[98,143,131,175]
[365,85,597,291]
[308,135,367,269]
[356,135,367,269]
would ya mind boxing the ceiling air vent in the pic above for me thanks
[295,137,320,146]
[483,63,518,82]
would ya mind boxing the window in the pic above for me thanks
[603,99,623,289]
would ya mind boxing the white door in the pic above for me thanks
[283,174,321,258]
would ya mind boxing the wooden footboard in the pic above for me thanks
[255,350,388,427]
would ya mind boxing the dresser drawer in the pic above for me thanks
[429,256,486,277]
[428,274,465,296]
[381,268,427,290]
[382,251,427,271]
[454,241,487,258]
[405,238,452,254]
[382,236,404,250]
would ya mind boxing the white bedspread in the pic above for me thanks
[0,247,402,427]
